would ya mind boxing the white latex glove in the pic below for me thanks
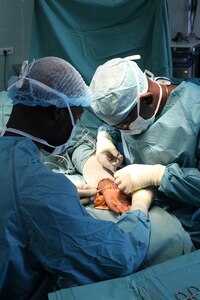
[114,164,166,194]
[76,183,97,205]
[96,131,123,173]
[131,188,155,214]
[83,154,113,186]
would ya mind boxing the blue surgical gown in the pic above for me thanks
[0,137,150,299]
[68,80,200,248]
[103,81,200,248]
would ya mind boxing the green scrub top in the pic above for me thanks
[100,80,200,248]
[67,80,200,248]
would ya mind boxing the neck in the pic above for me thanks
[156,84,168,116]
[161,84,169,100]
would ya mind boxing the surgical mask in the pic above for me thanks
[121,66,162,135]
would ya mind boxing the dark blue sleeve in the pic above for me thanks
[22,174,150,285]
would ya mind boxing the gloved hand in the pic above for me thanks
[131,187,155,214]
[76,183,97,205]
[114,164,166,194]
[96,131,123,173]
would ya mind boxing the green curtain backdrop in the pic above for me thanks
[30,0,172,84]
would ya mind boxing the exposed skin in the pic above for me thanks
[5,104,83,153]
[115,78,177,130]
[95,178,131,214]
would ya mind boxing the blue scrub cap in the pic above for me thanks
[7,57,91,108]
[90,57,148,125]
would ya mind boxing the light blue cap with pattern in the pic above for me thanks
[90,57,148,125]
[8,57,91,108]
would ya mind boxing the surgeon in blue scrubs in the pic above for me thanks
[81,56,200,252]
[0,57,153,300]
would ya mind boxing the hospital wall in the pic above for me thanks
[0,0,200,91]
[0,0,34,91]
[168,0,200,39]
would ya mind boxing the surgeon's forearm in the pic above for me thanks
[83,154,113,186]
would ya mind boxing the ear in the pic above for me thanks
[139,92,155,119]
[140,92,154,106]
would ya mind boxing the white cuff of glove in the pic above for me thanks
[152,164,166,186]
[97,131,112,142]
[131,188,155,214]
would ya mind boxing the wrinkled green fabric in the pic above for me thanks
[30,0,172,84]
[48,249,200,300]
[85,204,195,268]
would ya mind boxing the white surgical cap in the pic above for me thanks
[8,57,91,108]
[90,57,148,125]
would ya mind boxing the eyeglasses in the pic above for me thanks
[114,104,139,130]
